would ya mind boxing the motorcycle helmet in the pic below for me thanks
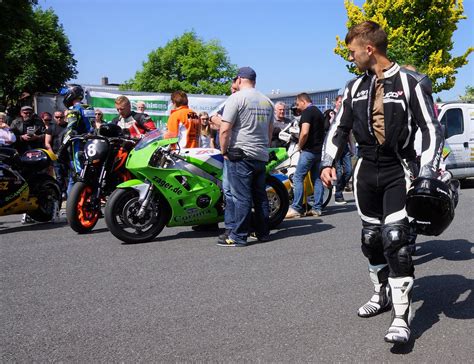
[406,177,458,236]
[98,123,124,137]
[62,84,84,108]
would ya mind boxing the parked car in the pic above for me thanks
[438,101,474,180]
[414,101,473,180]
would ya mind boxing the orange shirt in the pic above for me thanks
[166,106,200,148]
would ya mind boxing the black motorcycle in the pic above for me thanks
[0,147,61,222]
[63,124,137,233]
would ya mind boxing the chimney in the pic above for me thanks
[101,77,109,85]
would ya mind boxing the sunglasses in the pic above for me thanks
[95,113,102,115]
[187,113,198,119]
[44,119,52,122]
[55,115,64,119]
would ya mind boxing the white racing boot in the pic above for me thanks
[358,264,391,317]
[384,276,414,344]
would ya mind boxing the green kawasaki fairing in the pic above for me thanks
[105,129,290,243]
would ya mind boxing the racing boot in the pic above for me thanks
[358,263,391,318]
[384,276,414,344]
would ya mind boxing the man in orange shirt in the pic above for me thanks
[166,91,200,148]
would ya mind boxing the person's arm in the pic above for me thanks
[166,112,179,138]
[44,131,53,153]
[141,115,157,131]
[220,95,238,155]
[219,122,232,155]
[268,120,274,147]
[409,74,444,178]
[210,129,216,149]
[298,122,310,150]
[9,120,22,138]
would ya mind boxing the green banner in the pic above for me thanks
[88,90,226,130]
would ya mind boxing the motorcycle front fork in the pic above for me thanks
[137,181,155,218]
[80,164,106,209]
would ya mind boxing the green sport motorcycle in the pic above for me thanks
[104,129,290,243]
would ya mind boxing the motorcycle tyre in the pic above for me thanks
[266,176,290,229]
[28,179,61,222]
[105,188,168,244]
[322,186,332,209]
[66,182,100,233]
[289,185,332,210]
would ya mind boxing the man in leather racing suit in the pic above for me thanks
[112,95,156,138]
[320,21,443,344]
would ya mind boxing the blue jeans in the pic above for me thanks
[53,161,68,194]
[292,150,323,213]
[223,159,235,231]
[228,159,269,245]
[335,144,352,199]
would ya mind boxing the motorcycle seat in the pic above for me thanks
[20,149,52,171]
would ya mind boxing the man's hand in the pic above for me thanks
[320,167,337,188]
[21,134,32,141]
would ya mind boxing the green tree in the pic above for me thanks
[0,6,77,105]
[334,0,473,93]
[460,85,474,102]
[124,31,237,95]
[0,0,36,86]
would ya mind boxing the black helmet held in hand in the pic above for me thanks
[63,84,84,108]
[406,176,459,236]
[98,123,124,137]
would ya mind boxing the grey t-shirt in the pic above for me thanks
[222,88,274,162]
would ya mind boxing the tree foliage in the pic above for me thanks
[123,31,237,95]
[460,85,474,102]
[0,5,77,105]
[334,0,473,93]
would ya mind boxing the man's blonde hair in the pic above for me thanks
[115,95,130,106]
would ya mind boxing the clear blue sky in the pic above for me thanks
[38,0,473,101]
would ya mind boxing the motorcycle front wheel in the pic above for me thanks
[67,182,100,233]
[105,188,168,244]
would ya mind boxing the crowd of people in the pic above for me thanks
[0,19,448,345]
[0,87,157,217]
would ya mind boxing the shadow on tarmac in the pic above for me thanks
[390,238,474,354]
[123,216,334,245]
[391,273,474,354]
[415,239,474,265]
[0,220,69,234]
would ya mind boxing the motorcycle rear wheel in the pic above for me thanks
[266,176,290,229]
[105,188,168,244]
[67,182,100,233]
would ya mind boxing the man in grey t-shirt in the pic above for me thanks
[218,66,274,247]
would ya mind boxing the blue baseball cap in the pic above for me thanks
[235,66,257,81]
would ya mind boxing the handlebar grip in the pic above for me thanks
[171,152,186,161]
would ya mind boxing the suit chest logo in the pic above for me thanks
[384,91,404,99]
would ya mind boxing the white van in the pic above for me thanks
[438,102,474,180]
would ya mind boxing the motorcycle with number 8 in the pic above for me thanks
[63,124,137,233]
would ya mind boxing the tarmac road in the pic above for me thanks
[1,186,473,362]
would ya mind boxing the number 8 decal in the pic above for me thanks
[87,143,97,157]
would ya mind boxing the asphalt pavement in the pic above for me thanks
[1,185,473,362]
